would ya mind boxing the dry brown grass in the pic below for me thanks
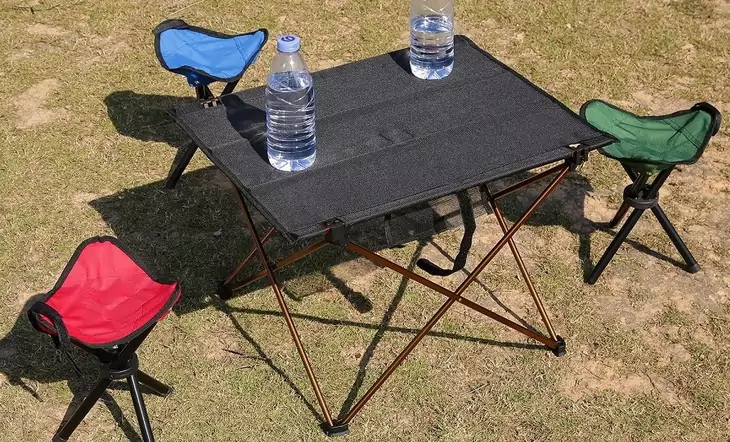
[0,0,729,440]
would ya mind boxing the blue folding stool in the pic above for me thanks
[153,19,268,188]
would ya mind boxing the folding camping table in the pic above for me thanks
[173,35,614,435]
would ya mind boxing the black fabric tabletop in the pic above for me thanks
[175,35,613,241]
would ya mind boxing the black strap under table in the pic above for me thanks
[174,35,613,435]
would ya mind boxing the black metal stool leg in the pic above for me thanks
[587,208,645,284]
[54,378,113,442]
[137,370,174,397]
[128,373,155,442]
[651,204,700,273]
[165,141,198,189]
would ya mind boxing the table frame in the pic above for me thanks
[218,154,586,435]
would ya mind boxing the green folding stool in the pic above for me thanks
[580,100,722,284]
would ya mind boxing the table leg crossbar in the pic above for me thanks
[220,163,571,435]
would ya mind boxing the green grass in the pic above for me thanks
[1,0,729,441]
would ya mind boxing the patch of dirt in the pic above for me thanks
[198,334,249,361]
[76,35,130,70]
[26,23,68,37]
[716,0,730,13]
[15,79,69,129]
[71,192,101,209]
[583,193,617,224]
[270,338,295,356]
[692,328,716,346]
[320,258,382,312]
[6,48,33,62]
[341,346,364,366]
[642,327,693,367]
[561,356,682,405]
[681,43,697,59]
[595,278,694,325]
[328,258,381,290]
[631,91,693,113]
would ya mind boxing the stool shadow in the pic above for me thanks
[0,295,147,442]
[104,90,196,177]
[104,91,193,150]
[493,170,686,279]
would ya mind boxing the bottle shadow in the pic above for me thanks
[389,48,413,75]
[221,94,269,164]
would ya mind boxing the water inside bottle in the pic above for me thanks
[409,15,455,80]
[266,71,317,171]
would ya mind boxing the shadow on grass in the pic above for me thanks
[218,240,545,422]
[493,170,688,280]
[104,90,198,183]
[88,167,378,315]
[3,161,686,433]
[104,90,192,149]
[0,295,151,442]
[83,168,560,423]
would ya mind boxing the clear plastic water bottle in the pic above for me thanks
[409,0,455,80]
[266,35,316,171]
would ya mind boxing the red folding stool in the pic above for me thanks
[27,237,181,442]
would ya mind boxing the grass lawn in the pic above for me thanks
[1,0,729,440]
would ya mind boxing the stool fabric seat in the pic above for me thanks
[580,99,722,284]
[581,100,719,173]
[36,237,180,348]
[154,19,267,87]
[28,236,180,442]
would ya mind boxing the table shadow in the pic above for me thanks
[86,168,556,425]
[221,94,269,164]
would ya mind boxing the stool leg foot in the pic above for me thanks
[128,373,155,442]
[54,378,112,441]
[651,205,700,273]
[137,370,174,398]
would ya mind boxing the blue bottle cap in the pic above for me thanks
[277,35,301,53]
